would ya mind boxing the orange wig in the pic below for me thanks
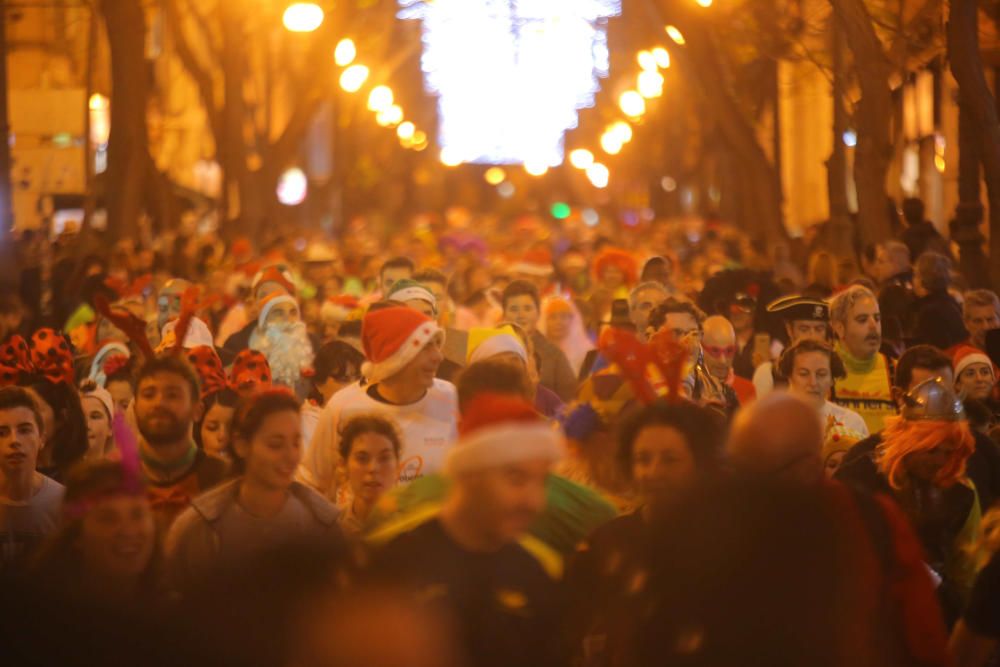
[877,416,975,490]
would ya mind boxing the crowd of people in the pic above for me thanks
[3,203,1000,666]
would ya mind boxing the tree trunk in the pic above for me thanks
[948,0,1000,291]
[653,8,786,242]
[830,0,894,246]
[825,19,856,258]
[100,0,152,241]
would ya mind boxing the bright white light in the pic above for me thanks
[569,148,594,169]
[340,65,369,93]
[334,38,357,66]
[377,104,404,127]
[609,121,632,143]
[582,208,599,226]
[400,0,622,166]
[283,3,324,32]
[586,162,610,188]
[441,146,463,166]
[600,132,623,155]
[843,129,857,147]
[652,47,671,68]
[277,167,308,205]
[368,86,394,113]
[619,90,646,117]
[638,70,664,98]
[695,0,713,7]
[397,121,416,141]
[637,50,658,71]
[524,161,549,176]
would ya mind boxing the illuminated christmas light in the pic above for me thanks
[484,167,507,185]
[399,0,622,166]
[334,39,357,66]
[368,86,394,113]
[637,70,664,98]
[277,167,308,205]
[665,25,686,45]
[652,47,671,68]
[283,3,324,32]
[608,121,632,143]
[600,131,623,155]
[340,65,369,92]
[569,148,594,169]
[397,121,416,141]
[619,90,646,117]
[586,162,609,188]
[377,105,404,127]
[637,50,658,71]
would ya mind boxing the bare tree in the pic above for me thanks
[948,0,1000,290]
[829,0,894,245]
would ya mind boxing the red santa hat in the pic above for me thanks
[445,393,564,476]
[953,345,994,381]
[361,307,444,384]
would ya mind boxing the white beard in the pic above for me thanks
[249,321,315,389]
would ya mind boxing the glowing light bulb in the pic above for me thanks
[665,25,686,45]
[524,161,549,176]
[277,167,308,205]
[609,121,633,143]
[695,0,713,7]
[569,149,595,169]
[600,132,623,155]
[397,121,416,141]
[619,90,646,117]
[88,93,108,110]
[652,47,671,68]
[339,65,369,93]
[376,104,404,127]
[282,3,324,33]
[484,167,506,185]
[334,38,356,66]
[637,70,664,98]
[637,50,658,71]
[586,162,610,188]
[367,86,394,113]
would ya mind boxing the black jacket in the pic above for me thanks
[911,290,968,350]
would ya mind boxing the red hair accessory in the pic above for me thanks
[0,330,76,386]
[0,336,31,386]
[29,328,76,386]
[185,346,228,399]
[230,350,273,396]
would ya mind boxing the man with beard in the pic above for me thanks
[370,393,566,667]
[301,306,458,499]
[829,285,896,434]
[134,355,228,530]
[249,294,315,400]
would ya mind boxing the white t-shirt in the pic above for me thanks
[298,379,458,500]
[821,400,870,438]
[0,475,64,572]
